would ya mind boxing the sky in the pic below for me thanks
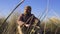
[0,0,60,18]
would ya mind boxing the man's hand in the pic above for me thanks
[25,24,30,27]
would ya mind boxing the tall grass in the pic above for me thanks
[0,12,60,34]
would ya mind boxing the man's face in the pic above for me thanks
[24,7,31,15]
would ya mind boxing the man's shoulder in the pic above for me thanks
[31,14,38,20]
[31,14,40,21]
[31,14,35,17]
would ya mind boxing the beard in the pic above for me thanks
[27,12,31,14]
[24,12,31,15]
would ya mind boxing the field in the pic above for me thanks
[0,12,60,34]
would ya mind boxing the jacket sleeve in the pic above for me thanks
[17,14,23,21]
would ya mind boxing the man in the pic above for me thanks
[17,6,41,34]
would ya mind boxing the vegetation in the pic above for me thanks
[0,12,60,34]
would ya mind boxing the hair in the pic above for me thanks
[25,6,31,11]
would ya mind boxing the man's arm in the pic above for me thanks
[17,14,30,27]
[17,20,24,26]
[17,14,24,26]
